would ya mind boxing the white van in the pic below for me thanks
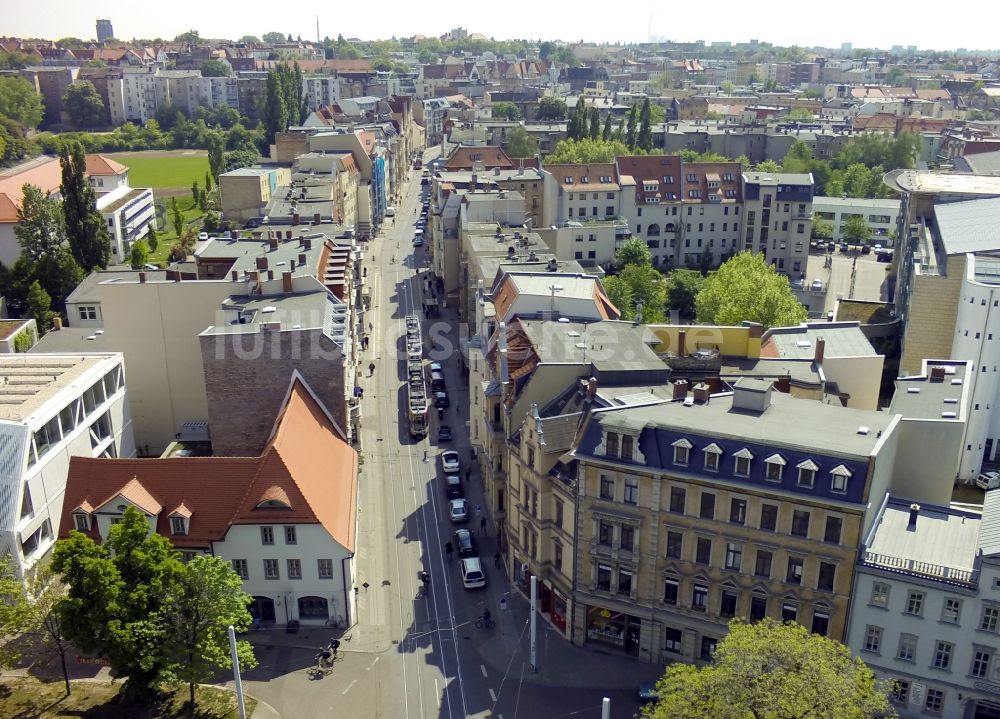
[385,206,396,217]
[460,557,486,589]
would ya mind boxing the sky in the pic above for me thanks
[5,0,997,52]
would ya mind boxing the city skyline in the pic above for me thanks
[4,0,999,53]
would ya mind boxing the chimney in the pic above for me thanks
[285,230,293,240]
[471,173,478,188]
[52,316,63,331]
[267,270,274,281]
[292,212,300,225]
[692,382,711,403]
[303,238,312,251]
[587,376,598,398]
[290,259,296,271]
[231,270,239,281]
[248,270,259,282]
[706,376,722,393]
[298,252,307,265]
[930,366,945,381]
[314,212,321,224]
[282,271,293,293]
[268,236,279,251]
[256,256,268,270]
[672,379,689,400]
[138,271,146,284]
[677,329,687,357]
[908,503,920,529]
[494,167,501,176]
[814,337,825,364]
[774,375,791,393]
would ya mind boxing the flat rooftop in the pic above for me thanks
[884,169,1000,196]
[0,354,115,423]
[935,197,1000,256]
[508,273,604,302]
[517,319,664,371]
[889,360,970,420]
[66,270,169,305]
[761,322,877,359]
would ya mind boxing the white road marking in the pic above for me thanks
[366,656,379,671]
[480,664,488,678]
[489,688,497,702]
[342,679,357,695]
[435,678,441,708]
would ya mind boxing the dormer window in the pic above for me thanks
[621,435,634,461]
[764,453,786,481]
[565,177,574,184]
[605,432,619,458]
[73,513,90,532]
[830,464,853,493]
[703,442,722,471]
[170,516,187,535]
[733,448,754,477]
[672,438,692,466]
[580,176,589,183]
[797,459,819,488]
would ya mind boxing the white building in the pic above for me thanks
[0,353,134,578]
[60,376,359,626]
[812,196,901,243]
[847,493,1000,719]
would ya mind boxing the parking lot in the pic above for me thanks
[804,243,893,315]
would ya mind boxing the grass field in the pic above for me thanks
[105,150,210,189]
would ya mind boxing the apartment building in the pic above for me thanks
[846,493,1000,719]
[0,353,135,578]
[677,162,744,269]
[61,376,359,627]
[541,164,624,229]
[742,172,814,277]
[219,166,292,223]
[811,196,901,243]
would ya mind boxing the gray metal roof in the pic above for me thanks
[538,413,583,453]
[936,197,1000,256]
[954,149,1000,177]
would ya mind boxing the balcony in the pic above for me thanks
[861,549,978,588]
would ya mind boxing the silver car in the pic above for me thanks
[449,498,469,523]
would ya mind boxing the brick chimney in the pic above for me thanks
[303,238,312,251]
[908,503,920,529]
[268,236,279,251]
[774,375,791,393]
[930,366,945,381]
[231,270,239,280]
[814,337,825,364]
[256,256,268,270]
[298,253,307,265]
[292,212,300,225]
[314,212,321,224]
[587,376,598,398]
[282,271,293,293]
[138,272,146,284]
[672,379,689,400]
[267,270,274,281]
[52,316,62,331]
[677,329,687,356]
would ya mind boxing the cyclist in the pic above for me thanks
[419,570,431,590]
[445,541,454,560]
[481,608,491,624]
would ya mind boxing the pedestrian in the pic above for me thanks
[480,516,487,535]
[465,468,471,482]
[369,321,373,332]
[494,552,501,568]
[368,361,375,377]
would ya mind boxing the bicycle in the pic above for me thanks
[475,616,496,630]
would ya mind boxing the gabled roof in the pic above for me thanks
[85,154,128,177]
[61,376,358,551]
[444,145,514,170]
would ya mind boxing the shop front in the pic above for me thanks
[584,604,642,656]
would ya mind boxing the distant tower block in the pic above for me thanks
[96,18,114,43]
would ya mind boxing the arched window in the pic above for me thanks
[298,596,329,619]
[647,224,660,237]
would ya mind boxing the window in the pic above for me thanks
[692,584,708,611]
[672,439,691,465]
[972,649,992,678]
[261,526,274,545]
[699,492,715,520]
[703,445,720,471]
[724,543,743,571]
[720,590,737,618]
[597,564,612,591]
[620,525,635,551]
[624,477,639,505]
[700,636,717,660]
[786,556,804,585]
[982,605,1000,632]
[554,541,563,570]
[605,432,619,458]
[870,582,889,608]
[664,626,682,652]
[78,305,98,321]
[313,558,334,580]
[750,595,767,621]
[754,550,773,578]
[811,610,830,636]
[170,517,186,535]
[232,559,249,580]
[933,641,953,669]
[941,597,962,624]
[897,633,917,662]
[764,454,785,481]
[781,601,798,622]
[760,504,778,531]
[618,569,632,596]
[817,562,835,591]
[599,475,614,500]
[905,590,924,616]
[729,498,747,524]
[598,521,614,546]
[891,680,910,704]
[74,513,90,531]
[621,435,634,461]
[863,625,882,653]
[284,526,297,545]
[797,460,817,487]
[669,486,686,513]
[824,516,842,544]
[287,559,302,579]
[663,577,678,604]
[791,510,810,538]
[264,559,279,580]
[734,450,752,476]
[666,531,683,559]
[925,689,944,714]
[696,537,712,564]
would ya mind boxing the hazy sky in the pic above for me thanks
[5,0,996,52]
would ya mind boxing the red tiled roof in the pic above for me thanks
[444,145,514,170]
[85,154,128,176]
[544,163,618,191]
[0,154,128,223]
[61,377,358,551]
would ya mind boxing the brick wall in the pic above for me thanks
[900,255,965,374]
[200,327,348,456]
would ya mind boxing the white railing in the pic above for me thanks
[862,550,977,585]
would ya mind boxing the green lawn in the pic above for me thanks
[147,197,206,265]
[105,151,210,190]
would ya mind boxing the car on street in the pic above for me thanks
[437,425,453,442]
[429,362,443,373]
[199,232,209,240]
[791,277,805,289]
[839,242,849,253]
[459,556,486,588]
[454,528,478,557]
[434,391,450,408]
[441,450,460,473]
[811,278,824,291]
[977,471,1000,490]
[638,681,660,703]
[444,474,464,499]
[449,498,469,523]
[412,236,424,246]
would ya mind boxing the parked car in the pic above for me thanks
[199,232,209,240]
[459,556,486,588]
[437,425,453,442]
[444,474,464,499]
[412,236,424,247]
[429,362,443,373]
[839,242,849,253]
[876,250,893,263]
[860,244,871,255]
[449,498,469,523]
[454,528,478,557]
[434,391,450,409]
[441,450,460,473]
[638,681,660,703]
[385,206,396,217]
[791,277,805,290]
[811,278,824,291]
[977,471,1000,491]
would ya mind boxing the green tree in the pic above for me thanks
[129,239,150,269]
[145,225,158,253]
[34,248,84,311]
[588,108,601,141]
[492,101,521,120]
[223,146,261,172]
[16,563,76,695]
[506,126,538,158]
[665,269,706,319]
[207,133,225,180]
[15,184,66,262]
[637,98,653,152]
[174,30,201,44]
[546,138,631,164]
[535,96,567,121]
[191,180,200,205]
[811,214,834,239]
[754,158,782,172]
[262,31,287,45]
[171,196,183,236]
[615,237,653,269]
[0,76,45,129]
[204,170,213,194]
[59,141,111,271]
[603,274,633,320]
[25,281,55,334]
[696,252,807,329]
[263,68,289,146]
[0,556,30,669]
[625,104,638,149]
[843,215,873,244]
[161,556,257,715]
[52,506,185,703]
[642,619,892,719]
[239,35,261,44]
[601,113,612,141]
[62,81,106,129]
[153,98,183,130]
[199,59,232,77]
[786,107,815,120]
[607,264,666,323]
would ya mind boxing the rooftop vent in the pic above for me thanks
[943,398,958,404]
[942,411,957,419]
[261,306,277,314]
[952,378,963,385]
[907,387,920,394]
[857,426,870,435]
